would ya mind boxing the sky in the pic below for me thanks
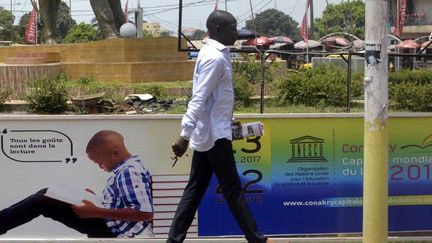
[0,0,345,32]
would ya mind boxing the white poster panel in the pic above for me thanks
[0,115,189,239]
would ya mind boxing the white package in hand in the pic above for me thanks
[242,121,264,137]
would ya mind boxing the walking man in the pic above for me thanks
[167,10,268,243]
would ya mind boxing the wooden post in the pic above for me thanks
[363,0,389,242]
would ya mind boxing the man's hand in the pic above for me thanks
[172,136,189,157]
[71,200,99,219]
[232,119,241,127]
[232,119,243,140]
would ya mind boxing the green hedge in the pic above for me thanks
[232,55,283,84]
[233,72,255,107]
[389,69,432,111]
[389,69,432,85]
[275,65,363,107]
[275,65,432,112]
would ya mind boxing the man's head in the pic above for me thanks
[86,130,131,172]
[206,10,238,46]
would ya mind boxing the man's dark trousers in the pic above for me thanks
[167,138,266,243]
[0,188,114,237]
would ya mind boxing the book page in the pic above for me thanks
[45,184,103,207]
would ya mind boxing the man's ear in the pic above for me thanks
[112,148,120,157]
[216,25,221,32]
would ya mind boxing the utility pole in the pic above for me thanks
[248,0,255,19]
[363,0,389,242]
[248,0,256,35]
[135,0,143,38]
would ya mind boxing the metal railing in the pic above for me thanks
[404,11,432,26]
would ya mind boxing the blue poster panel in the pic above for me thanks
[198,117,432,236]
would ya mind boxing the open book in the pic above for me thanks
[45,184,103,207]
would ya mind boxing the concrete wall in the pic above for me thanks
[0,38,196,96]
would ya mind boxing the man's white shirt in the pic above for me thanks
[180,39,234,152]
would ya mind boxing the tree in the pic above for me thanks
[57,1,76,41]
[0,7,15,42]
[191,29,206,40]
[245,9,299,40]
[63,22,100,43]
[17,2,77,44]
[143,29,153,38]
[159,31,171,37]
[17,12,31,42]
[314,0,365,39]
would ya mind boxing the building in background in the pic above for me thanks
[389,0,432,39]
[181,27,198,38]
[143,22,161,37]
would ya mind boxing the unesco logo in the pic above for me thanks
[287,135,327,163]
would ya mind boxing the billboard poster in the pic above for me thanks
[0,116,189,239]
[199,115,432,236]
[1,114,432,239]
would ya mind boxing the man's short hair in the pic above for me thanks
[86,130,123,153]
[206,10,236,32]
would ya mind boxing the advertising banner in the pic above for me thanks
[199,115,432,235]
[393,0,407,37]
[24,8,37,44]
[0,116,189,239]
[1,114,432,239]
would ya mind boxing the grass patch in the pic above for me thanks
[236,103,365,114]
[63,75,192,104]
[25,73,418,115]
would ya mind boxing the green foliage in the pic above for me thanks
[389,69,432,111]
[234,73,254,108]
[143,29,154,38]
[350,72,364,98]
[232,55,277,84]
[64,76,174,104]
[389,69,432,85]
[76,76,95,85]
[191,29,206,40]
[275,65,348,107]
[16,2,76,44]
[64,22,100,43]
[16,12,34,44]
[25,76,70,114]
[233,56,261,83]
[57,1,76,41]
[390,82,432,112]
[0,88,11,104]
[160,31,171,37]
[245,9,299,39]
[0,7,19,42]
[314,0,365,39]
[135,84,168,99]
